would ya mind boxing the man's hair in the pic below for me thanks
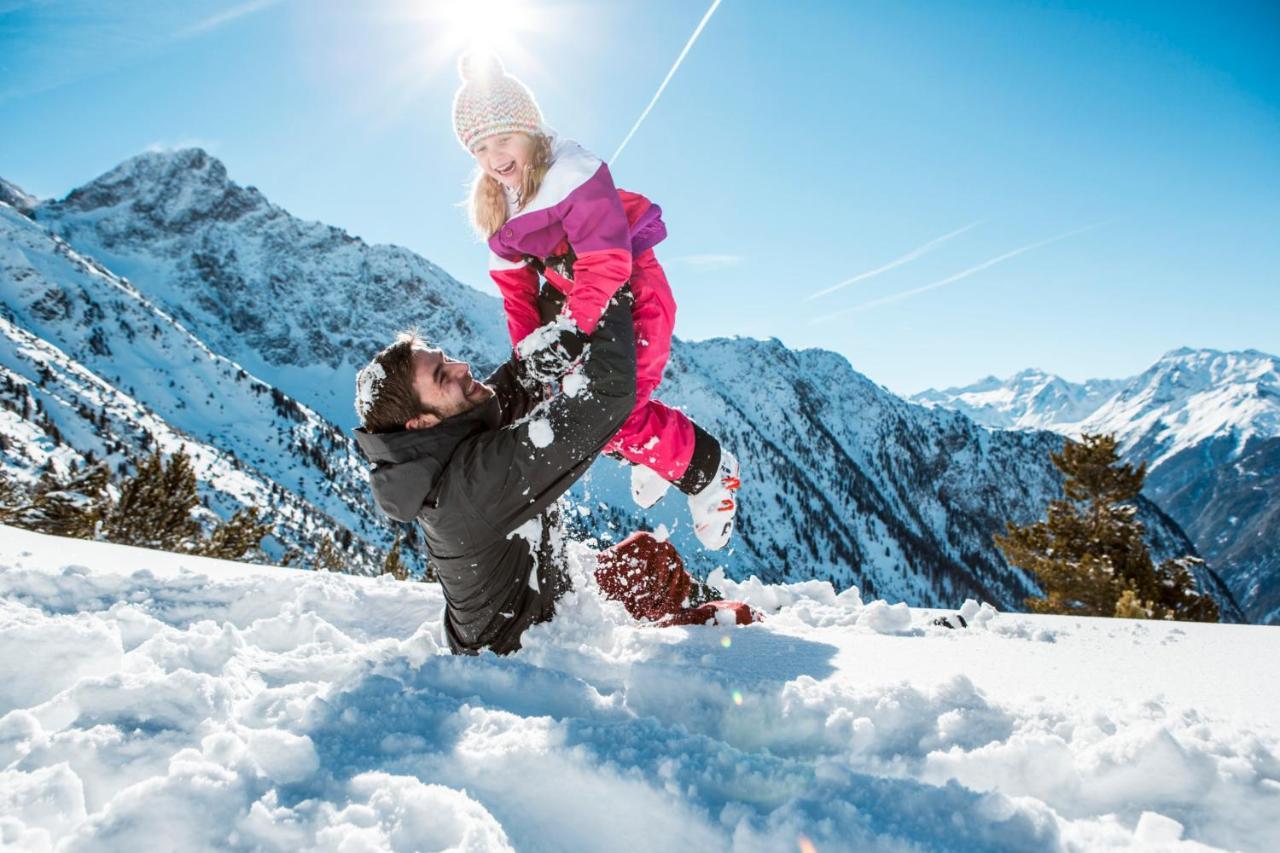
[355,330,440,433]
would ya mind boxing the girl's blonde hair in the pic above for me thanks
[467,132,554,239]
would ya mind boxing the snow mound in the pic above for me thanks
[2,525,1277,852]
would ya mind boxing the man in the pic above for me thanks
[353,289,753,656]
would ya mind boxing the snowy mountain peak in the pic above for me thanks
[1086,347,1280,461]
[0,176,38,215]
[1146,346,1279,387]
[33,152,507,419]
[56,147,270,233]
[911,368,1125,431]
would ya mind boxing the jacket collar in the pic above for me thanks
[352,396,501,523]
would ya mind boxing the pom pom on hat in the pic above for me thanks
[452,51,544,152]
[458,51,505,84]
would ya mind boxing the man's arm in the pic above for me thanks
[449,290,637,536]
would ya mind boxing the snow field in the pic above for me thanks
[1,525,1277,852]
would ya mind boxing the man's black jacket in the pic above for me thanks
[353,292,636,655]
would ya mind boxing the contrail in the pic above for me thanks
[174,0,284,39]
[811,222,1105,324]
[805,221,982,302]
[610,0,722,165]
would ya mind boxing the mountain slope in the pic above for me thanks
[0,202,398,571]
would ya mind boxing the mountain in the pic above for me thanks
[914,349,1280,623]
[0,201,397,572]
[2,150,1242,618]
[911,369,1127,431]
[34,148,508,426]
[3,526,1277,851]
[1080,347,1280,467]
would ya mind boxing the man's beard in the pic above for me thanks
[445,382,498,428]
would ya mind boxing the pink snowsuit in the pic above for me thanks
[487,135,696,484]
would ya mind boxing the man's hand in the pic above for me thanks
[516,316,590,388]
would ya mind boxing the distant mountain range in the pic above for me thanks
[0,149,1244,620]
[913,349,1280,623]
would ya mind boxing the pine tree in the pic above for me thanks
[0,467,28,525]
[380,533,409,581]
[198,507,273,561]
[1154,555,1220,622]
[312,534,346,572]
[101,450,201,550]
[995,433,1219,622]
[6,463,112,538]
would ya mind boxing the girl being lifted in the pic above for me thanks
[451,52,739,550]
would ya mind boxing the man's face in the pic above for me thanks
[405,347,494,429]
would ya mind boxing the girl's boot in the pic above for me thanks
[687,450,740,551]
[631,463,672,509]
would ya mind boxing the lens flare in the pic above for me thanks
[720,635,732,648]
[433,0,538,55]
[383,0,553,99]
[732,690,743,706]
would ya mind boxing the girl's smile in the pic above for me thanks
[472,133,533,189]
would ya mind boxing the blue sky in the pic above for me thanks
[2,0,1277,394]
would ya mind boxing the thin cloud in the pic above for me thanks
[811,222,1105,324]
[173,0,285,40]
[806,221,981,302]
[673,253,743,269]
[610,0,722,165]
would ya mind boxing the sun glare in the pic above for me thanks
[412,0,544,65]
[355,0,560,135]
[437,0,537,54]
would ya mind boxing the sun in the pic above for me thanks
[350,0,562,134]
[408,0,548,68]
[433,0,538,55]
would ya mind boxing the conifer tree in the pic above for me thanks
[0,467,28,525]
[312,534,346,572]
[3,463,112,538]
[1154,555,1220,622]
[995,433,1219,622]
[198,507,273,561]
[101,450,201,550]
[380,533,409,581]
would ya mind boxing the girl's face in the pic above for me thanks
[471,133,533,188]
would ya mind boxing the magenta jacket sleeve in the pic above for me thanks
[488,254,541,347]
[559,163,633,334]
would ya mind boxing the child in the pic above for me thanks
[451,52,740,550]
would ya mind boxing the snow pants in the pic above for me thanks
[542,249,718,492]
[594,531,758,626]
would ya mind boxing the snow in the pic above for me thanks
[354,361,386,421]
[514,316,578,362]
[527,417,554,448]
[3,525,1278,851]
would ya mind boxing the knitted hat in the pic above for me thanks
[451,53,544,152]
